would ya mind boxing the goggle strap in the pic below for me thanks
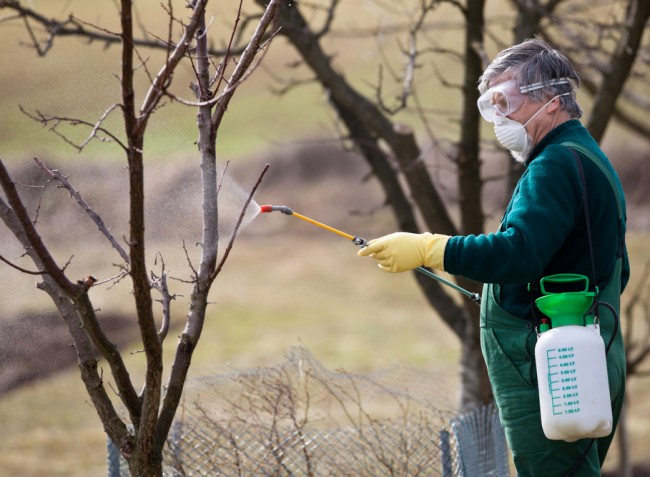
[520,77,571,93]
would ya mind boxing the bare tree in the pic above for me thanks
[0,0,282,475]
[244,0,488,409]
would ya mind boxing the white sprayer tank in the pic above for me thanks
[533,274,612,442]
[535,323,612,441]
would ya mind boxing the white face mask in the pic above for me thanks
[493,115,530,156]
[493,93,570,163]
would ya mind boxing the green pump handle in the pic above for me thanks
[532,274,600,329]
[538,274,589,295]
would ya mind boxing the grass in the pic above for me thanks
[0,373,107,476]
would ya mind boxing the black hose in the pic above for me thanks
[599,301,619,354]
[564,438,596,477]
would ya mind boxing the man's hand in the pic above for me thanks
[357,232,450,272]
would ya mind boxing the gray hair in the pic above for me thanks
[479,39,583,118]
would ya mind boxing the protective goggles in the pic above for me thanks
[477,78,571,122]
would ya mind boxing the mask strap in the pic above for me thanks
[522,93,571,128]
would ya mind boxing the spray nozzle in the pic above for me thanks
[260,205,293,215]
[260,205,294,215]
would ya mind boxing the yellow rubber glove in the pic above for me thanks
[357,232,450,272]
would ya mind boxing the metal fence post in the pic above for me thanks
[107,438,122,477]
[452,402,510,477]
[439,428,453,477]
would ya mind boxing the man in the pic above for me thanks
[358,39,629,476]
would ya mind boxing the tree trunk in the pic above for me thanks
[263,0,493,409]
[128,452,163,477]
[585,0,650,141]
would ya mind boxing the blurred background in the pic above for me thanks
[0,1,648,475]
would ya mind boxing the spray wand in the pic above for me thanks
[260,205,481,305]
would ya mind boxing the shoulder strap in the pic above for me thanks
[562,141,625,260]
[568,148,598,292]
[561,141,623,220]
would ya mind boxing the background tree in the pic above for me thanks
[248,0,650,410]
[250,0,650,472]
[0,0,281,475]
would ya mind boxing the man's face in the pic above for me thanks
[482,74,564,146]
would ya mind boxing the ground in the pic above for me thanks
[0,311,138,395]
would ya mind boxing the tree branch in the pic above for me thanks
[151,253,174,344]
[156,1,282,452]
[0,0,254,57]
[19,105,128,152]
[0,158,78,295]
[138,0,212,129]
[584,0,650,141]
[0,160,141,435]
[211,0,282,131]
[33,157,130,265]
[0,253,45,275]
[211,163,270,280]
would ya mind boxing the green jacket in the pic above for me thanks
[444,119,630,318]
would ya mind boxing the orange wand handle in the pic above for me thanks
[290,211,355,241]
[259,205,367,246]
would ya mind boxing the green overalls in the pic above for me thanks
[480,144,627,477]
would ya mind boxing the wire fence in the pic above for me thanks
[107,347,509,476]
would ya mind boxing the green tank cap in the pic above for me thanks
[535,292,596,327]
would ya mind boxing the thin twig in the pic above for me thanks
[164,90,222,108]
[33,156,130,265]
[78,103,121,149]
[211,163,269,280]
[0,253,46,275]
[217,160,230,195]
[20,106,128,152]
[182,240,199,283]
[211,0,282,131]
[151,252,173,343]
[211,27,282,116]
[211,0,243,96]
[96,270,130,288]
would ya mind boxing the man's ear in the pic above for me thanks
[546,96,562,114]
